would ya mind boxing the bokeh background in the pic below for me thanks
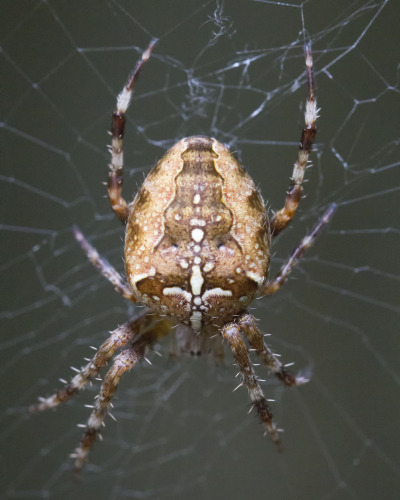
[1,1,399,499]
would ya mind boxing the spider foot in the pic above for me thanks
[275,366,310,387]
[294,365,312,385]
[29,381,82,412]
[70,427,98,475]
[254,399,282,450]
[29,396,57,413]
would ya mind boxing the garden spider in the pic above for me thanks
[31,39,336,473]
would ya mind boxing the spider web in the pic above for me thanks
[1,0,399,498]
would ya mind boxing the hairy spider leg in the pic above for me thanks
[222,321,281,449]
[263,203,337,296]
[270,45,318,237]
[30,313,169,412]
[73,226,136,302]
[108,39,158,223]
[71,316,171,474]
[238,314,309,386]
[71,342,143,473]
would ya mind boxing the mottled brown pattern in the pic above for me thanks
[125,136,270,328]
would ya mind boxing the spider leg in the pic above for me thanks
[222,321,281,448]
[71,340,144,473]
[270,45,318,237]
[73,226,135,301]
[30,313,171,412]
[71,317,171,474]
[262,203,336,296]
[108,39,157,223]
[238,314,308,386]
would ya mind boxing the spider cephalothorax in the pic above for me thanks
[31,40,335,473]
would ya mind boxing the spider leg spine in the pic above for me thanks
[262,203,337,297]
[222,321,281,448]
[270,44,317,237]
[73,226,135,301]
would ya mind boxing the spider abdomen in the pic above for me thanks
[125,136,271,330]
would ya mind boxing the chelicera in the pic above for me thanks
[31,39,336,473]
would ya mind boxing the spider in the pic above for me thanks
[31,39,336,473]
